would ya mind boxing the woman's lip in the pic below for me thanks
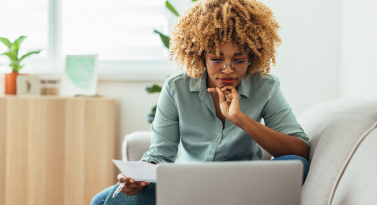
[219,78,236,84]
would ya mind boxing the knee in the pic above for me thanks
[273,155,310,166]
[90,186,114,205]
[91,193,105,205]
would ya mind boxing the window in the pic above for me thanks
[0,0,178,79]
[0,0,51,74]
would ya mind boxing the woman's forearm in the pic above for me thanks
[232,112,309,161]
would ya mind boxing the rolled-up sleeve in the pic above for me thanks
[140,82,180,164]
[262,79,311,150]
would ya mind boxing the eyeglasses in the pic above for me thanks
[207,60,250,73]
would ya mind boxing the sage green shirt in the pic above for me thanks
[141,69,310,164]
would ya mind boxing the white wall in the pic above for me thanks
[0,0,346,158]
[262,0,342,115]
[339,0,377,98]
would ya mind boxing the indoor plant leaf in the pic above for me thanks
[12,36,27,50]
[146,84,162,94]
[1,51,17,62]
[154,30,170,49]
[9,62,21,72]
[0,37,12,49]
[20,50,41,62]
[192,0,198,2]
[165,1,179,17]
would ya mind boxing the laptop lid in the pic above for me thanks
[156,160,302,205]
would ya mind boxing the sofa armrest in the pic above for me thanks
[122,131,272,161]
[122,131,152,161]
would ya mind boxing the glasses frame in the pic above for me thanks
[206,61,250,73]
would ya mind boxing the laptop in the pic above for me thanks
[156,160,303,205]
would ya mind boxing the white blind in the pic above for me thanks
[0,0,49,72]
[61,0,170,61]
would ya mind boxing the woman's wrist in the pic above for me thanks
[229,112,247,127]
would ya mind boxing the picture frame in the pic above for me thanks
[60,55,98,96]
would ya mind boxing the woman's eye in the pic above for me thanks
[235,60,246,64]
[210,59,222,62]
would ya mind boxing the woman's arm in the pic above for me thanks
[233,112,309,161]
[210,86,309,161]
[140,81,180,163]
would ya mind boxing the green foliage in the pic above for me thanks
[146,85,162,124]
[146,84,162,94]
[165,1,180,17]
[154,30,171,49]
[147,105,157,124]
[0,36,41,72]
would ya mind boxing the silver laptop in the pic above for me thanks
[156,160,303,205]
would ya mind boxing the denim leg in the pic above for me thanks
[91,186,114,205]
[271,155,310,185]
[102,182,156,205]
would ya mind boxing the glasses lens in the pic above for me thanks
[209,61,248,72]
[233,61,248,72]
[209,61,224,72]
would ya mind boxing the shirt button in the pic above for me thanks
[209,151,214,155]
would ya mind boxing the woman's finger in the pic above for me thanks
[216,87,226,103]
[119,176,134,184]
[124,183,139,188]
[207,88,217,93]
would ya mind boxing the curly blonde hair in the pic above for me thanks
[169,0,281,79]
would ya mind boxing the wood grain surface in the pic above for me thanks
[0,96,119,205]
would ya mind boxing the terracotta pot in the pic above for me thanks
[4,71,19,95]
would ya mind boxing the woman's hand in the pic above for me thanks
[117,173,150,196]
[208,86,243,125]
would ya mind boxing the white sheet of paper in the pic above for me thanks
[112,160,158,182]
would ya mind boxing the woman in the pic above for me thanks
[92,0,310,204]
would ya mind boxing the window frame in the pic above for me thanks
[0,0,183,81]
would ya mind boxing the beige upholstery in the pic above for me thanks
[329,122,377,205]
[122,131,153,161]
[297,98,377,205]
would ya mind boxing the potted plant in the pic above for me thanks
[0,36,41,94]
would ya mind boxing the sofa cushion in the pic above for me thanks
[296,97,377,205]
[328,122,377,205]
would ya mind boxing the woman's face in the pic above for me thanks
[203,41,249,89]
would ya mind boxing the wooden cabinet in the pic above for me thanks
[0,96,119,205]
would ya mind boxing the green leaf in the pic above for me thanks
[0,37,12,49]
[166,1,179,17]
[146,84,162,94]
[154,30,170,49]
[12,36,27,50]
[146,104,158,123]
[9,62,21,72]
[192,0,198,2]
[1,51,17,62]
[20,50,41,62]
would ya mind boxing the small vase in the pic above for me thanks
[4,71,19,95]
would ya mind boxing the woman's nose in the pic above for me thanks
[222,63,234,74]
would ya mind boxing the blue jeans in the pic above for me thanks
[91,155,310,205]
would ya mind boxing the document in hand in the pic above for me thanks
[112,160,158,182]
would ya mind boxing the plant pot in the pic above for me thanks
[4,71,19,95]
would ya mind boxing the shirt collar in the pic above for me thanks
[189,69,207,92]
[189,69,250,98]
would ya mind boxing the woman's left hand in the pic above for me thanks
[208,86,243,123]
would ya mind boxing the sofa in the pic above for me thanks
[122,97,377,205]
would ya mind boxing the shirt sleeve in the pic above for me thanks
[262,79,311,151]
[140,81,180,164]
